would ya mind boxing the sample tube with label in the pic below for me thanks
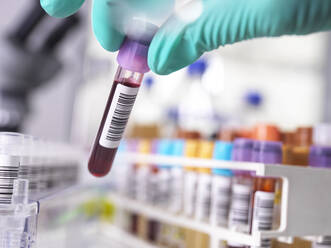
[183,139,200,248]
[169,139,185,214]
[281,131,295,165]
[309,145,331,248]
[88,21,158,177]
[169,139,187,248]
[210,141,234,227]
[210,141,233,248]
[250,141,282,248]
[154,139,172,209]
[136,140,154,240]
[128,139,151,236]
[183,139,200,217]
[194,140,214,248]
[252,124,280,142]
[195,140,214,222]
[291,127,312,166]
[228,138,254,248]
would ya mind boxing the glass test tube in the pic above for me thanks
[146,140,161,243]
[210,141,234,227]
[169,139,185,214]
[228,138,254,248]
[88,22,158,177]
[194,141,214,248]
[183,138,200,248]
[291,127,312,166]
[250,141,282,248]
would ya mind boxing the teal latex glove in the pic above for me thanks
[41,0,331,75]
[40,0,173,52]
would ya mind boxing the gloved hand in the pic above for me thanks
[41,0,331,75]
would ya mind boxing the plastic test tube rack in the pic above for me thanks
[0,160,38,248]
[0,140,84,248]
[111,152,331,247]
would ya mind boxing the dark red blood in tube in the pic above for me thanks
[88,80,139,177]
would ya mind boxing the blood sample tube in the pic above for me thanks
[146,140,161,243]
[291,127,312,166]
[136,140,153,239]
[169,139,185,214]
[183,139,200,248]
[210,141,233,248]
[250,141,282,248]
[88,21,158,177]
[218,128,238,142]
[183,139,201,217]
[169,139,186,248]
[210,141,233,227]
[129,139,151,236]
[252,124,280,142]
[281,131,296,165]
[195,140,214,222]
[228,138,254,248]
[194,141,214,248]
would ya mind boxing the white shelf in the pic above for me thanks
[116,153,331,243]
[99,223,160,248]
[109,193,260,247]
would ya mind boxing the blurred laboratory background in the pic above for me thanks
[1,0,331,248]
[1,0,330,142]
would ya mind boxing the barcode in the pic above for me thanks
[100,84,139,148]
[229,184,251,228]
[195,174,212,221]
[211,176,231,226]
[251,191,275,248]
[106,92,136,142]
[169,168,183,213]
[183,171,198,216]
[147,175,159,205]
[157,170,171,208]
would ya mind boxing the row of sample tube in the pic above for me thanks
[109,123,331,248]
[0,132,81,203]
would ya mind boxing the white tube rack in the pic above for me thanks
[113,152,331,247]
[100,224,160,248]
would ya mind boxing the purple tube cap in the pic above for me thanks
[252,141,282,164]
[309,145,331,168]
[232,138,254,162]
[117,21,158,73]
[117,39,149,73]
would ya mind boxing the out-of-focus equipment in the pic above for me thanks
[0,1,80,131]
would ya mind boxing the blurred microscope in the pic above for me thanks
[0,0,81,132]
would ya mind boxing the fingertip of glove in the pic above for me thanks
[148,38,201,75]
[92,22,124,52]
[40,0,84,18]
[148,57,170,75]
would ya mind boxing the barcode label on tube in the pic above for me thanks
[195,174,212,221]
[251,191,275,248]
[210,175,231,226]
[228,183,251,231]
[100,84,139,148]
